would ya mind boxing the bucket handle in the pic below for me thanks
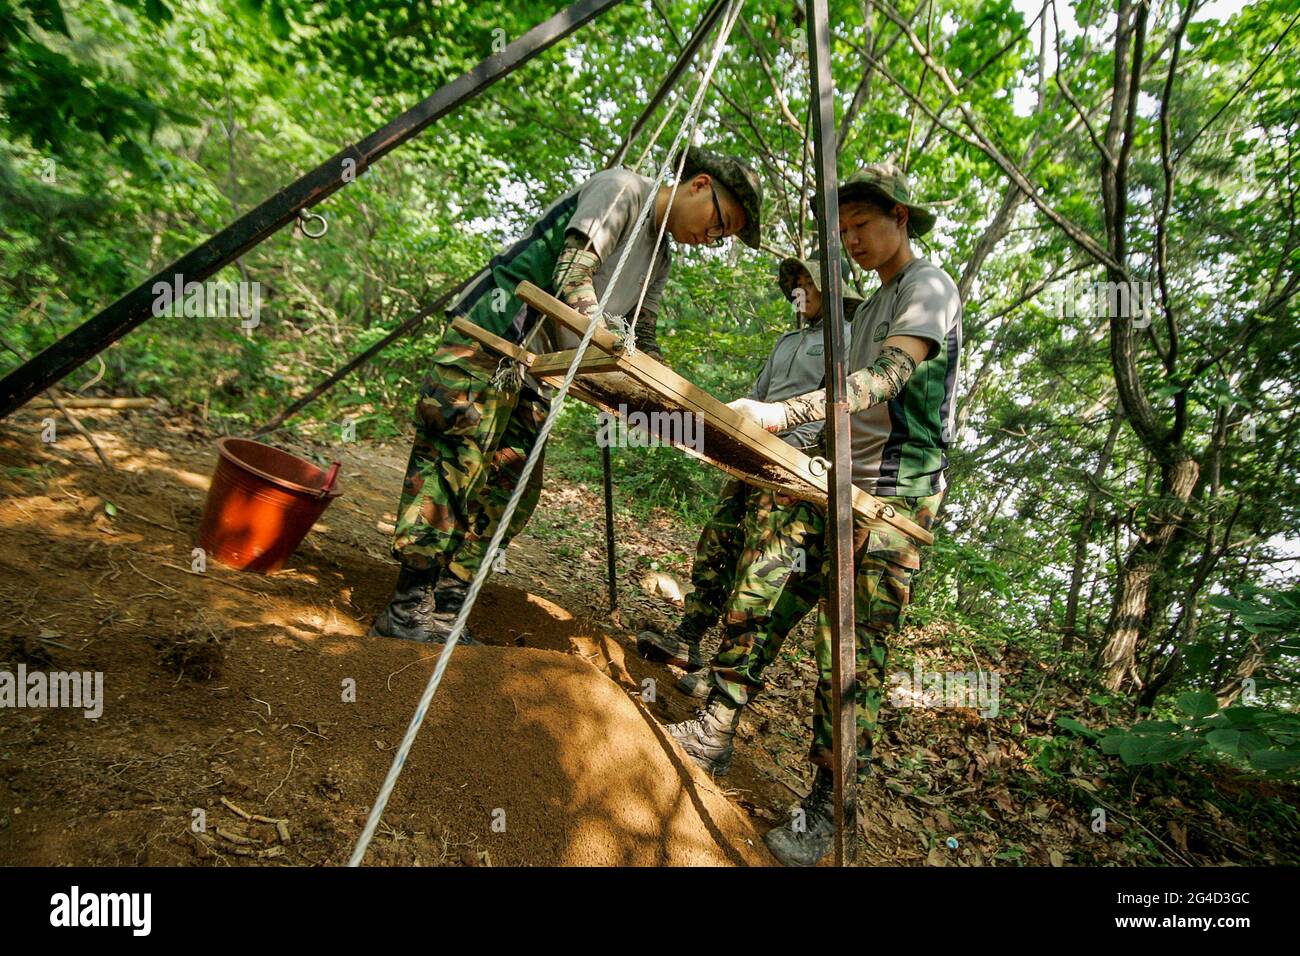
[318,461,341,497]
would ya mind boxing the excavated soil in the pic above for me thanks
[0,405,767,866]
[7,402,1290,869]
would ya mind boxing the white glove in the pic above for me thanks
[727,397,788,433]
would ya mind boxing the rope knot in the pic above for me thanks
[490,357,523,392]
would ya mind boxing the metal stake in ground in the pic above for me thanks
[806,0,858,866]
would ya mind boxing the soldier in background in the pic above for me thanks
[637,255,861,695]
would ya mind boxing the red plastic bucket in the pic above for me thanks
[197,437,343,573]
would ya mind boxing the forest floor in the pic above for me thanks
[0,403,1295,867]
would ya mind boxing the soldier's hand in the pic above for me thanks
[727,398,788,433]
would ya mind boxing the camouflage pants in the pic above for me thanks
[680,479,753,633]
[390,345,549,583]
[808,490,944,776]
[707,491,824,705]
[682,480,820,656]
[705,489,944,778]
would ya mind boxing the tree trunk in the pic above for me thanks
[1097,451,1199,690]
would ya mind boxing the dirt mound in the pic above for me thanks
[334,640,765,866]
[0,412,767,866]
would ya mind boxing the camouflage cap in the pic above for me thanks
[778,255,865,310]
[837,162,935,237]
[675,145,763,249]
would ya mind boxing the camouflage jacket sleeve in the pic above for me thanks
[779,345,918,428]
[552,232,602,317]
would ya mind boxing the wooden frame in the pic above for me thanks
[457,286,934,547]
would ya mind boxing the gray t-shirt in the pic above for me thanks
[845,257,962,496]
[749,317,853,449]
[526,168,672,358]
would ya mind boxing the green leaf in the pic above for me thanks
[143,0,173,23]
[1114,733,1201,766]
[1056,716,1101,739]
[1176,691,1219,719]
[28,0,71,36]
[1130,719,1182,733]
[1205,729,1269,757]
[1117,735,1155,765]
[1099,733,1126,756]
[1221,706,1264,728]
[103,501,118,518]
[268,4,291,39]
[1249,749,1300,772]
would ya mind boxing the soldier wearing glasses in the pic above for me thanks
[372,147,764,646]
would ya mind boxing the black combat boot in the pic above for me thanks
[369,565,440,643]
[674,669,713,699]
[429,573,482,646]
[637,618,707,671]
[665,690,743,775]
[763,766,844,866]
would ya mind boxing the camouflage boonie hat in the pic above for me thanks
[837,162,936,237]
[675,145,764,249]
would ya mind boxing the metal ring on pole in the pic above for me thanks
[298,210,328,239]
[808,455,830,477]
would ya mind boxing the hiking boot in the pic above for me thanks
[430,573,482,646]
[665,691,742,775]
[675,670,713,699]
[637,622,706,671]
[369,565,440,643]
[763,767,844,866]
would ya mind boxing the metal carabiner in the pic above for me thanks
[298,209,328,239]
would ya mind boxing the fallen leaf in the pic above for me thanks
[1168,820,1189,855]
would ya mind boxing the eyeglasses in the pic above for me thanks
[706,185,726,246]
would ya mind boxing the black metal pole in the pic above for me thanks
[806,0,857,866]
[602,444,618,610]
[0,0,625,419]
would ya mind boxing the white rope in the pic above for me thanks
[623,0,745,354]
[347,0,745,867]
[490,87,684,389]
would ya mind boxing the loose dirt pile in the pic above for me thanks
[0,406,766,866]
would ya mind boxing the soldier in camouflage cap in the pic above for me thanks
[777,254,865,321]
[373,146,758,646]
[835,161,936,237]
[676,145,764,249]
